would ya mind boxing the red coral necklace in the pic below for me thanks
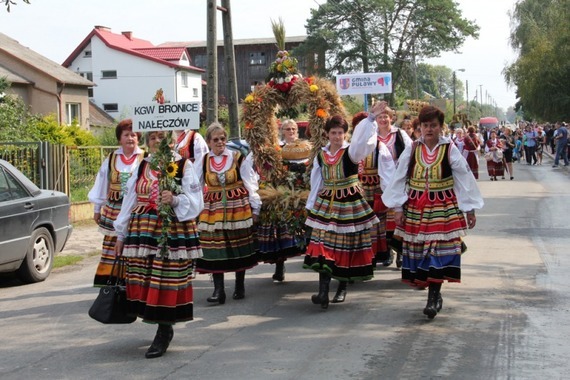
[210,155,228,171]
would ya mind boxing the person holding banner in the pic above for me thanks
[113,130,204,358]
[88,119,145,287]
[303,105,385,310]
[196,122,260,304]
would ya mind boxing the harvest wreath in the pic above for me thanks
[240,21,347,243]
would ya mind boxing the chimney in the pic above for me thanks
[94,25,111,32]
[122,31,133,40]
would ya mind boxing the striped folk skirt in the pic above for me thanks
[304,187,377,281]
[196,191,258,273]
[303,228,375,281]
[361,184,390,264]
[257,220,304,264]
[125,256,195,324]
[396,189,466,287]
[94,199,122,287]
[401,238,462,287]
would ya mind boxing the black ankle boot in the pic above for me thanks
[233,270,245,300]
[272,261,285,282]
[311,273,331,309]
[331,281,347,303]
[145,324,174,359]
[423,283,442,319]
[207,273,226,304]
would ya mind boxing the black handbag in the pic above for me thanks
[88,257,137,324]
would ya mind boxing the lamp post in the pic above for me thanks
[453,68,465,115]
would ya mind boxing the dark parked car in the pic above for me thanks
[0,159,72,283]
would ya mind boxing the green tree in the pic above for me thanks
[294,0,478,104]
[0,95,35,142]
[504,0,570,121]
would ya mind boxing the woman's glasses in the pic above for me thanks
[211,137,226,143]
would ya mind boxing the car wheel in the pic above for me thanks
[16,227,54,283]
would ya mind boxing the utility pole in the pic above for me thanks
[466,80,469,120]
[220,0,240,139]
[479,84,483,114]
[206,0,218,125]
[453,71,457,115]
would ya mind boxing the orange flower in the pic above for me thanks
[245,122,254,130]
[316,108,328,118]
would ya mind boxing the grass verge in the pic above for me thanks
[54,255,84,269]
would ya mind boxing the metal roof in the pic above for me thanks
[159,35,307,48]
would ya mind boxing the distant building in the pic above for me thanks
[160,36,310,102]
[0,32,94,129]
[62,26,205,120]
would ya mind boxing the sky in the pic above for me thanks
[0,0,518,110]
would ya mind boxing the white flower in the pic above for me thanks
[284,76,292,83]
[278,77,284,84]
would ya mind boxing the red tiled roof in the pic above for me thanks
[134,47,186,61]
[96,28,154,50]
[62,27,204,73]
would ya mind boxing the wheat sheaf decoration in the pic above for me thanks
[241,19,346,186]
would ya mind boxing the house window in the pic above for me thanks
[249,52,266,65]
[193,88,198,98]
[193,54,206,68]
[84,50,92,57]
[101,70,117,79]
[79,72,93,81]
[65,103,81,125]
[103,103,118,112]
[88,88,94,98]
[181,72,188,88]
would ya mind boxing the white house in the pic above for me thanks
[63,26,204,119]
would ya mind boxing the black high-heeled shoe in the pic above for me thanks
[145,324,174,359]
[331,281,347,303]
[311,273,330,309]
[233,270,245,300]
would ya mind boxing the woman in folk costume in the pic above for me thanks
[344,111,395,303]
[88,119,145,287]
[303,103,386,310]
[382,106,483,319]
[114,130,204,358]
[257,119,312,282]
[375,104,413,266]
[174,129,209,164]
[196,122,260,304]
[485,130,504,181]
[464,126,480,179]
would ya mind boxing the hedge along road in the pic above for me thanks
[0,156,569,379]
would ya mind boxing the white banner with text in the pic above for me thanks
[132,102,200,132]
[336,72,392,95]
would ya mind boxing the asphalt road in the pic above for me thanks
[1,154,569,380]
